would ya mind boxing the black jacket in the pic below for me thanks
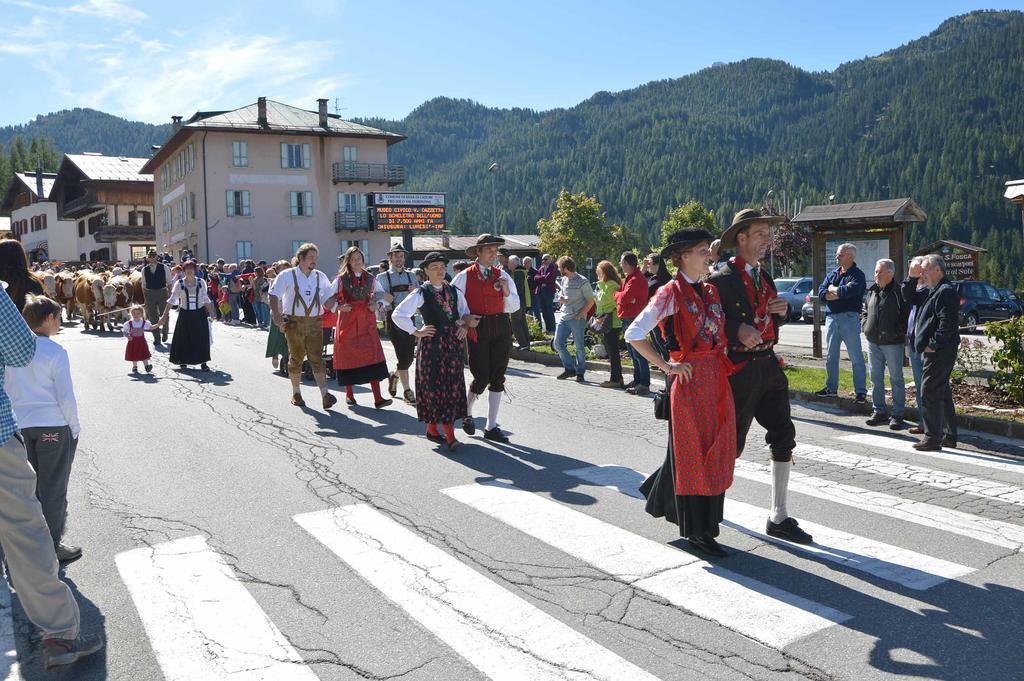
[913,277,960,353]
[861,281,907,345]
[707,260,787,348]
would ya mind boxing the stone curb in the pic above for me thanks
[509,347,1024,440]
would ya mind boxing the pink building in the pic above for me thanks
[141,97,406,265]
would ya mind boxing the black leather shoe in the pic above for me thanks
[913,439,941,451]
[855,393,867,405]
[483,427,509,443]
[462,417,476,435]
[56,543,83,566]
[687,534,728,558]
[941,436,958,448]
[556,370,574,380]
[766,517,813,544]
[865,413,888,426]
[889,417,905,430]
[425,432,445,444]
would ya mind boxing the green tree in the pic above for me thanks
[660,200,717,246]
[449,204,474,236]
[537,190,623,266]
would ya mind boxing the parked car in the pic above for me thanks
[801,295,824,324]
[773,277,813,321]
[956,280,1015,331]
[996,288,1023,317]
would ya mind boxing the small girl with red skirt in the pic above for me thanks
[123,304,162,374]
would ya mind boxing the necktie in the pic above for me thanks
[752,267,761,291]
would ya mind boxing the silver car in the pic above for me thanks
[773,277,813,321]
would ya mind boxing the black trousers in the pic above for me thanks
[385,318,416,370]
[728,351,795,462]
[468,314,512,394]
[602,327,623,382]
[921,347,958,442]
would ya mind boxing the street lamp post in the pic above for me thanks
[488,162,499,232]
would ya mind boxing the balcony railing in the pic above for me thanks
[335,210,370,232]
[62,191,100,218]
[332,161,405,186]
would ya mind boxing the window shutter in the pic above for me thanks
[190,193,196,220]
[242,191,251,216]
[303,144,311,169]
[226,191,234,216]
[281,143,289,168]
[304,191,313,216]
[290,192,298,216]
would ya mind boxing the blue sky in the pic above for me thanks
[1,0,1021,127]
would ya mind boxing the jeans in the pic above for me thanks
[228,293,239,321]
[620,317,651,387]
[907,343,924,426]
[825,311,867,394]
[555,317,587,375]
[868,342,906,418]
[537,290,556,333]
[253,301,269,328]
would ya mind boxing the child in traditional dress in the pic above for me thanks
[391,252,478,451]
[122,304,162,373]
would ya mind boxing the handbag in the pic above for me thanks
[588,312,612,333]
[653,375,674,421]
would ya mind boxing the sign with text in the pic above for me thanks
[937,247,979,280]
[369,193,446,232]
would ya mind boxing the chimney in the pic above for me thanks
[317,98,329,127]
[35,168,44,202]
[257,96,268,127]
[171,115,182,130]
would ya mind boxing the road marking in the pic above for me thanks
[443,483,849,648]
[295,505,659,681]
[564,465,974,590]
[0,587,21,681]
[793,443,1024,507]
[115,535,317,681]
[837,433,1024,476]
[566,461,1024,551]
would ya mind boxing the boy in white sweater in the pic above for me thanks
[5,295,82,565]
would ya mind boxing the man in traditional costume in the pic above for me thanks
[377,244,419,404]
[269,243,338,409]
[451,234,520,443]
[707,209,813,544]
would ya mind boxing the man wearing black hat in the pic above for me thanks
[142,249,172,346]
[707,209,812,544]
[451,234,520,442]
[377,244,419,404]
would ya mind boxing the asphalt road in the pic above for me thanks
[776,318,1000,353]
[3,316,1023,680]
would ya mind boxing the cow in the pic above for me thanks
[41,271,57,298]
[73,273,101,330]
[54,271,77,320]
[98,273,132,331]
[128,270,146,305]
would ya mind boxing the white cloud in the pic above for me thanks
[68,0,147,23]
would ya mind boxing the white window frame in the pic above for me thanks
[236,240,252,261]
[226,190,251,217]
[343,146,357,162]
[290,240,305,259]
[281,143,311,169]
[289,191,314,217]
[338,192,357,213]
[340,239,370,264]
[232,140,248,167]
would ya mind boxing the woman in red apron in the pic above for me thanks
[625,228,738,557]
[332,247,392,408]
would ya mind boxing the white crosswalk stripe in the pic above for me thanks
[115,535,318,681]
[837,433,1024,476]
[793,443,1024,507]
[443,483,850,648]
[0,586,21,681]
[564,465,975,590]
[295,505,660,681]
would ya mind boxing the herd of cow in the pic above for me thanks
[40,267,146,332]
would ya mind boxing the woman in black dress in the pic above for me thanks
[159,260,214,371]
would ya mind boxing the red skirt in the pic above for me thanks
[669,350,736,496]
[125,336,151,361]
[334,302,386,370]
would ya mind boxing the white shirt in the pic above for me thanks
[122,319,154,336]
[451,263,520,314]
[624,275,693,343]
[391,284,471,334]
[269,267,338,317]
[375,268,418,309]
[168,278,211,310]
[5,335,80,438]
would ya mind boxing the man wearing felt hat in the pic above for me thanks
[451,234,521,443]
[707,208,813,544]
[376,243,419,404]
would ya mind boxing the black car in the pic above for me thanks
[956,280,1015,330]
[996,288,1024,318]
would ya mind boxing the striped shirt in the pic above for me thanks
[0,282,38,445]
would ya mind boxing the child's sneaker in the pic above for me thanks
[131,367,138,374]
[144,364,153,374]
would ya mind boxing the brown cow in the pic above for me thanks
[98,274,132,331]
[73,274,100,330]
[55,271,77,320]
[128,270,145,305]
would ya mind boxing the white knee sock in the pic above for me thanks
[486,390,502,431]
[466,391,480,416]
[770,460,791,524]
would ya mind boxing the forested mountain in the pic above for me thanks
[2,10,1023,284]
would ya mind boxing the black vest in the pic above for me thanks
[143,264,167,289]
[419,283,460,328]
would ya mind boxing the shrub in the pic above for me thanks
[526,314,546,341]
[985,317,1024,405]
[951,338,988,385]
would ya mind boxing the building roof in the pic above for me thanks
[14,172,57,199]
[1006,179,1024,203]
[64,153,153,183]
[142,98,406,174]
[913,240,988,256]
[791,198,927,226]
